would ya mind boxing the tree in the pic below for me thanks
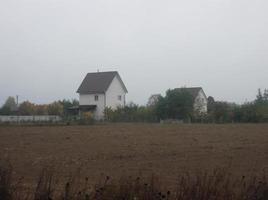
[18,101,36,115]
[155,89,194,121]
[212,101,234,123]
[47,101,63,116]
[35,104,48,115]
[155,96,168,120]
[147,94,161,107]
[59,99,73,115]
[264,89,268,101]
[256,88,264,104]
[72,99,79,106]
[254,88,268,122]
[207,96,215,113]
[0,96,17,115]
[58,99,79,117]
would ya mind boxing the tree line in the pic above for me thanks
[0,98,79,116]
[1,88,268,123]
[105,88,268,123]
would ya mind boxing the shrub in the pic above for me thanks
[104,104,158,123]
[79,112,95,125]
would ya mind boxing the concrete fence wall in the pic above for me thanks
[0,115,62,123]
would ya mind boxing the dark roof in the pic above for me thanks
[79,105,97,111]
[67,105,97,114]
[77,71,127,94]
[174,87,204,99]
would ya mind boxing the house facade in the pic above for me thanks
[77,71,128,120]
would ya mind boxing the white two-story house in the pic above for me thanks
[77,71,128,120]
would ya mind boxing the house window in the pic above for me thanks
[118,95,122,101]
[94,95,99,101]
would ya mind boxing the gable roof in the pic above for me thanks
[77,71,128,94]
[174,87,205,99]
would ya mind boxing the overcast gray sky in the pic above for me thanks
[0,0,268,105]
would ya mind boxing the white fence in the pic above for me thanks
[0,115,62,123]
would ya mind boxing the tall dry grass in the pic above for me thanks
[0,161,267,200]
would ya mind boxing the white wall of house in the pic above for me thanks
[79,93,105,120]
[194,90,208,113]
[105,75,126,109]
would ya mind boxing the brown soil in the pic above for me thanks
[0,123,267,185]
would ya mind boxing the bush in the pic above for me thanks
[104,104,158,123]
[79,112,95,125]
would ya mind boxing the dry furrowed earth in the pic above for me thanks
[0,123,267,186]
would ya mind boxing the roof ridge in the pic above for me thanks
[178,87,202,89]
[87,71,118,74]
